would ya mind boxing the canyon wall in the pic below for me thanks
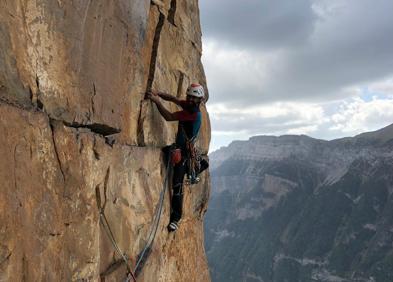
[207,127,393,282]
[0,1,211,281]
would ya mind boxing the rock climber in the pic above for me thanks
[145,83,208,232]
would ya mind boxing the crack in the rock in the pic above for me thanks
[78,137,84,154]
[137,8,166,146]
[12,146,25,207]
[49,120,71,200]
[34,75,45,111]
[49,232,62,237]
[95,167,110,213]
[36,98,44,111]
[0,83,5,93]
[13,145,18,192]
[1,97,167,149]
[176,71,185,98]
[0,251,12,266]
[2,81,119,148]
[103,167,110,202]
[2,97,203,151]
[1,77,42,112]
[63,121,121,137]
[28,86,34,104]
[0,96,34,111]
[168,0,177,26]
[35,74,40,90]
[191,40,202,55]
[105,135,116,147]
[1,6,180,150]
[168,0,177,27]
[3,96,206,151]
[91,83,96,115]
[7,12,16,18]
[151,0,164,8]
[136,102,145,146]
[146,11,165,92]
[22,255,27,282]
[49,120,66,184]
[93,137,101,160]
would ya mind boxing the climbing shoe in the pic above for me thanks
[190,176,200,184]
[167,221,179,232]
[185,175,200,185]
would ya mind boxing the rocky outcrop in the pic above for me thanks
[0,1,210,281]
[206,125,393,282]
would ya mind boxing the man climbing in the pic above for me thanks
[145,83,208,232]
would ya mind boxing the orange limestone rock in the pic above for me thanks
[0,0,211,281]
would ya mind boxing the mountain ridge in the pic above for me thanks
[205,123,393,282]
[210,123,393,170]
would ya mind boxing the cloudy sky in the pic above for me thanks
[199,0,393,152]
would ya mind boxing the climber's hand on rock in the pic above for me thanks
[146,91,160,103]
[145,91,153,99]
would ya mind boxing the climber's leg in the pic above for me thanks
[168,160,186,231]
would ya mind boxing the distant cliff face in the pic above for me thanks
[0,1,211,281]
[206,125,393,282]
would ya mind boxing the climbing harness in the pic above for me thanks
[96,186,137,282]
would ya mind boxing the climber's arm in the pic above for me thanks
[155,91,182,106]
[146,93,177,121]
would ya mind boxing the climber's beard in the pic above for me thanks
[186,95,202,107]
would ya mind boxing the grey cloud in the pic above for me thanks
[266,0,393,101]
[200,0,316,50]
[201,0,393,106]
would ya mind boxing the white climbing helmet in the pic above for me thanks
[186,83,204,98]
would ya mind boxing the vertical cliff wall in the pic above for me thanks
[0,1,211,281]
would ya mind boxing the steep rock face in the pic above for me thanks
[0,1,211,281]
[206,125,393,282]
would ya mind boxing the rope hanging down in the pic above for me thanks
[96,153,171,282]
[96,186,137,282]
[125,156,172,281]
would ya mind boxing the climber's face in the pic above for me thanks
[186,95,202,106]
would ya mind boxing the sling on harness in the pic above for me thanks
[181,125,202,184]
